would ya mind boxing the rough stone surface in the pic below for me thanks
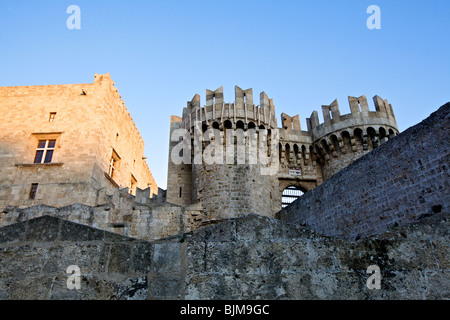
[0,196,202,241]
[0,213,447,300]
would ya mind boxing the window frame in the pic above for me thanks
[31,132,61,165]
[129,174,137,195]
[108,149,121,179]
[34,139,56,164]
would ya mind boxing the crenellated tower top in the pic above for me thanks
[306,94,398,142]
[181,86,278,132]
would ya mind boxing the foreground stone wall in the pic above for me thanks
[277,103,449,240]
[0,202,187,242]
[0,213,448,299]
[0,216,152,299]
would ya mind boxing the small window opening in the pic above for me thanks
[29,183,38,199]
[129,175,137,195]
[108,150,120,178]
[49,112,56,122]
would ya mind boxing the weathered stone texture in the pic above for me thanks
[0,216,151,300]
[0,73,157,211]
[0,197,198,241]
[0,213,447,300]
[278,103,450,240]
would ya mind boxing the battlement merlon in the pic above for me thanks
[373,95,396,120]
[321,99,341,124]
[187,94,201,109]
[307,111,320,132]
[206,86,224,107]
[348,95,370,113]
[281,113,301,131]
[235,86,253,107]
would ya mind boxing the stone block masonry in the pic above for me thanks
[0,212,448,299]
[0,73,158,211]
[166,87,399,222]
[277,103,450,240]
[0,188,198,242]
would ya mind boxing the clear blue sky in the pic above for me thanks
[1,0,449,189]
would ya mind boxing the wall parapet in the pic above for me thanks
[309,95,398,142]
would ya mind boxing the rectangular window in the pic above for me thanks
[108,157,116,177]
[129,175,137,195]
[108,149,120,178]
[34,140,56,164]
[29,183,38,199]
[49,112,56,122]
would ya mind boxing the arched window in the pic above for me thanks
[236,120,245,130]
[212,121,220,130]
[354,128,364,149]
[388,128,395,138]
[278,143,283,164]
[248,121,256,129]
[321,139,330,156]
[224,120,232,130]
[367,127,377,149]
[341,131,352,153]
[301,145,307,166]
[293,144,299,164]
[309,145,316,165]
[282,186,304,208]
[285,143,290,164]
[379,127,387,139]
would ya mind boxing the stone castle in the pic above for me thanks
[0,74,448,300]
[0,75,400,237]
[166,86,399,224]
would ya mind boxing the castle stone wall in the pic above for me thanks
[0,213,447,299]
[277,103,450,240]
[0,187,196,241]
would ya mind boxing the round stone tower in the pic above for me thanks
[309,95,399,179]
[184,86,279,221]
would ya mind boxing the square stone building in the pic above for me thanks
[0,73,157,211]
